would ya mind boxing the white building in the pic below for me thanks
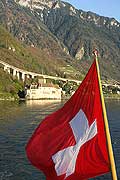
[26,83,62,100]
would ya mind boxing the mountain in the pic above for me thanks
[0,0,67,55]
[43,1,120,81]
[0,24,80,99]
[0,22,80,77]
[0,0,120,82]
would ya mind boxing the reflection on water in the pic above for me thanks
[0,99,120,180]
[26,99,62,107]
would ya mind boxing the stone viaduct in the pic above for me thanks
[0,60,82,85]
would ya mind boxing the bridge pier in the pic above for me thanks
[4,65,7,71]
[31,74,35,79]
[4,65,10,74]
[26,74,30,79]
[7,68,10,74]
[21,72,25,81]
[13,69,17,77]
[17,71,20,80]
[0,60,82,84]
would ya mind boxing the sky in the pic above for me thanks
[63,0,120,22]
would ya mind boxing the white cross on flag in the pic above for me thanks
[26,60,110,180]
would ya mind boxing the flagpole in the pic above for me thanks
[93,49,117,180]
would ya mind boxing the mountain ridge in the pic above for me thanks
[15,0,120,29]
[0,0,120,82]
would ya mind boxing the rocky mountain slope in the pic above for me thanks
[0,24,78,78]
[0,0,120,82]
[0,24,78,98]
[43,1,120,81]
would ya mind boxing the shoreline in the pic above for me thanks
[0,93,120,101]
[104,94,120,100]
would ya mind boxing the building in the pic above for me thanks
[26,83,62,100]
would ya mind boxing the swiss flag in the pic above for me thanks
[26,60,110,180]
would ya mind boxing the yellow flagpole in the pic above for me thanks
[93,49,117,180]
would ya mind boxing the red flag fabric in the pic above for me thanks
[26,60,110,180]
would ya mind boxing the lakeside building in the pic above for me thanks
[25,83,62,100]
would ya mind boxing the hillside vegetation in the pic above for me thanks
[0,67,24,99]
[0,25,80,98]
[0,0,120,82]
[0,25,78,77]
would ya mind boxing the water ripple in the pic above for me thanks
[0,100,119,179]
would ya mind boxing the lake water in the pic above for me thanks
[0,99,119,180]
